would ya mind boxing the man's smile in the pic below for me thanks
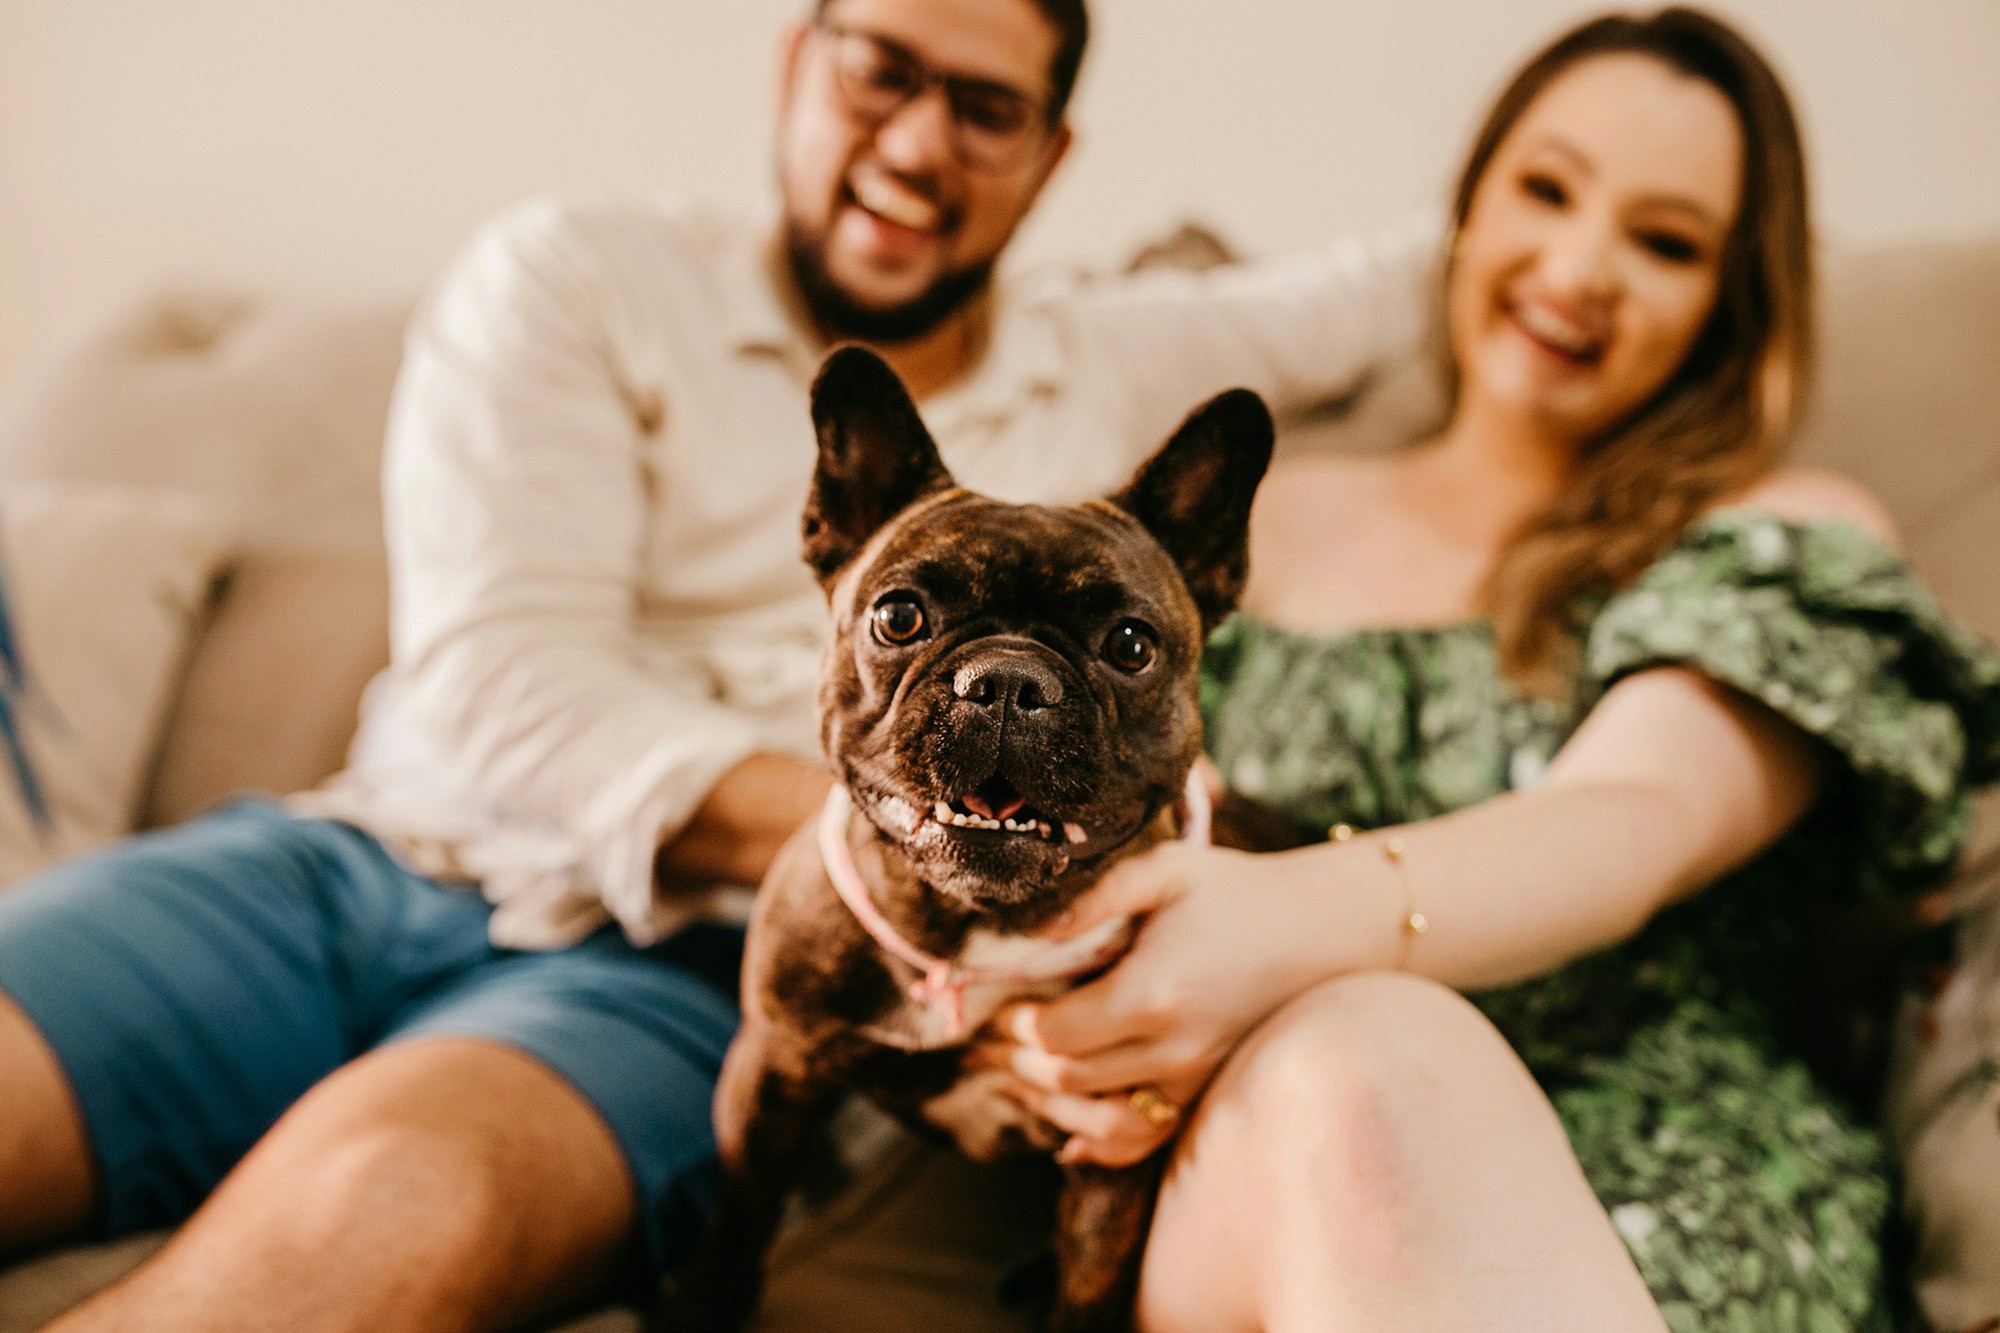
[850,170,947,233]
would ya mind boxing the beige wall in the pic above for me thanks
[3,0,1997,390]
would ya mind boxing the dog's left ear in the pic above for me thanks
[1109,388,1275,629]
[804,346,956,586]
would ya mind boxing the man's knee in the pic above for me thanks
[0,990,96,1249]
[255,1107,525,1272]
[240,1043,630,1281]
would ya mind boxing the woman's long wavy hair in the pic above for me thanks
[1455,8,1814,692]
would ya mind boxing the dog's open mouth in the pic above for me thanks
[928,775,1084,844]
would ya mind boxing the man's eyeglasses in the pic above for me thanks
[814,21,1054,173]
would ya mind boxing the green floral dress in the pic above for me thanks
[1200,511,2000,1332]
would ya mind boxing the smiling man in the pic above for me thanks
[780,0,1084,357]
[0,0,1433,1328]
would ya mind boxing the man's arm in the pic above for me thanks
[385,202,798,928]
[657,753,832,888]
[1063,218,1444,450]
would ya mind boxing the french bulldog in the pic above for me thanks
[659,345,1274,1333]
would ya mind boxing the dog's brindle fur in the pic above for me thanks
[656,347,1274,1332]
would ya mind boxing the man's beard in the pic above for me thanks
[784,218,994,345]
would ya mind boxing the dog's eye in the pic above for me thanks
[870,594,929,646]
[1102,619,1158,673]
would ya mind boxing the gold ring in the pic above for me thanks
[1128,1085,1180,1127]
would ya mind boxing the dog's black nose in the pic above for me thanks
[953,654,1064,711]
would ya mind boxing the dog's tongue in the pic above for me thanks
[962,791,1027,822]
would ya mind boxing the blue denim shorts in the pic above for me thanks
[0,801,742,1281]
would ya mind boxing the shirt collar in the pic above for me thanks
[924,275,1067,430]
[720,221,1069,412]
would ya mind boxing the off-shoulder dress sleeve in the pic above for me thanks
[1584,509,2000,894]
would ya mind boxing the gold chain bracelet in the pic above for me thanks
[1331,823,1430,969]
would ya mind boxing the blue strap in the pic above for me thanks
[0,535,53,836]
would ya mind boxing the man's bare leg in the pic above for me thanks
[0,991,97,1251]
[49,1037,638,1333]
[1137,973,1665,1333]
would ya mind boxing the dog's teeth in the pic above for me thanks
[1064,822,1088,844]
[940,806,1033,832]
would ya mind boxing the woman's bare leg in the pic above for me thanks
[1138,972,1664,1333]
[0,990,96,1250]
[47,1037,635,1333]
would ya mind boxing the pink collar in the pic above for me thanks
[818,770,1213,1039]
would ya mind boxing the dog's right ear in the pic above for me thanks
[803,346,955,586]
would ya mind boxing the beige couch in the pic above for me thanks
[0,232,1997,1329]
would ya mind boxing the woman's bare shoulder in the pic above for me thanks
[1720,467,1902,549]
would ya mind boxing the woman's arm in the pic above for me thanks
[1347,664,1824,991]
[997,662,1824,1164]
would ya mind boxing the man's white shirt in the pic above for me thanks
[297,197,1439,949]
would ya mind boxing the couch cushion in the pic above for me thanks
[0,295,404,552]
[1794,234,2000,640]
[0,482,229,884]
[144,547,389,827]
[0,1232,167,1333]
[0,296,407,814]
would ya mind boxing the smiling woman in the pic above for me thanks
[985,9,2000,1332]
[1452,15,1816,691]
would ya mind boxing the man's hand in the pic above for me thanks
[656,753,833,888]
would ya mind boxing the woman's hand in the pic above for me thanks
[977,838,1376,1166]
